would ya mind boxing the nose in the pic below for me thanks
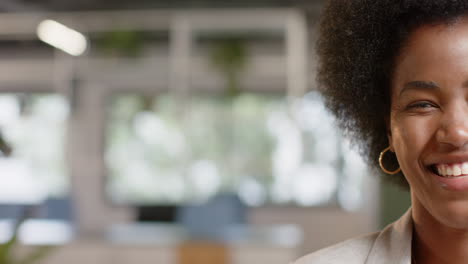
[436,104,468,149]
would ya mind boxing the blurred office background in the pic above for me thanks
[0,0,410,263]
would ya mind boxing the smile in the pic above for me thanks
[432,163,468,178]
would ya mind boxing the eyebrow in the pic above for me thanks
[399,81,440,97]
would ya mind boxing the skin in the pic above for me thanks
[389,18,468,264]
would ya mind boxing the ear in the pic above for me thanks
[385,116,395,152]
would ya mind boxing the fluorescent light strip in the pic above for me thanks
[37,19,87,56]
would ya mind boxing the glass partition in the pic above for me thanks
[0,93,69,204]
[105,91,368,208]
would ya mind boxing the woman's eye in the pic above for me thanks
[406,102,437,110]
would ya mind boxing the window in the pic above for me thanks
[0,93,69,204]
[106,91,368,209]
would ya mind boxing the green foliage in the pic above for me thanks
[98,31,145,57]
[209,37,248,98]
[0,219,54,264]
[0,131,12,157]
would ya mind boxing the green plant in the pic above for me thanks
[208,36,250,191]
[0,218,54,264]
[210,37,248,98]
[98,30,145,57]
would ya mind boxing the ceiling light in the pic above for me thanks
[37,19,87,56]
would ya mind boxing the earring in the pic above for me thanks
[379,146,401,175]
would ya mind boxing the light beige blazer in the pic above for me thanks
[292,209,413,264]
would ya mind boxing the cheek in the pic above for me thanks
[390,115,436,167]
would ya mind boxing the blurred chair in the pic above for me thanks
[0,204,24,219]
[176,193,247,241]
[40,197,74,221]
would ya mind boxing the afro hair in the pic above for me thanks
[317,0,468,187]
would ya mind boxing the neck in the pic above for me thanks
[412,199,468,264]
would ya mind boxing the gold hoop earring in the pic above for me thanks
[379,146,401,175]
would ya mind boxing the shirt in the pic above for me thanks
[292,209,413,264]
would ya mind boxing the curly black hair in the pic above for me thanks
[317,0,468,187]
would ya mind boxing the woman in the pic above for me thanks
[294,1,468,263]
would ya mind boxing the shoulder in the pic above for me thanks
[292,208,414,264]
[291,232,379,264]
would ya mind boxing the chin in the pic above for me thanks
[430,198,468,230]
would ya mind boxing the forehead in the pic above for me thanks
[392,17,468,90]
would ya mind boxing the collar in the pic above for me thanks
[365,208,413,264]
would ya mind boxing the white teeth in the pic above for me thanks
[463,163,468,175]
[447,166,453,175]
[435,163,468,177]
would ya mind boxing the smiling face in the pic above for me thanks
[389,18,468,229]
